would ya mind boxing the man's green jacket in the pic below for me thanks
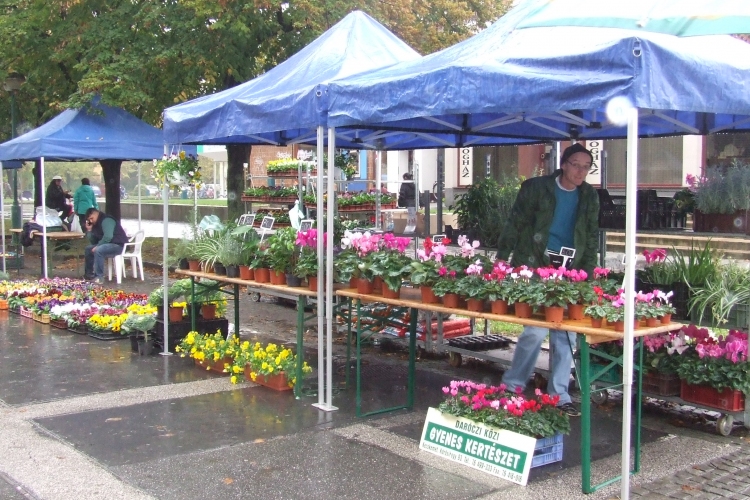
[496,170,600,274]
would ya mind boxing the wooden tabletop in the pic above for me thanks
[336,288,684,345]
[175,269,319,297]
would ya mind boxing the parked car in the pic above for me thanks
[92,185,102,197]
[145,185,160,196]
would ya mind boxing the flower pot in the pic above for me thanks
[514,302,532,319]
[270,270,286,285]
[214,263,226,275]
[442,293,460,309]
[195,356,232,374]
[178,258,189,270]
[645,317,660,327]
[202,263,214,274]
[168,306,183,323]
[200,303,217,320]
[590,317,603,328]
[0,299,8,310]
[308,276,318,291]
[188,259,201,272]
[420,286,439,304]
[660,313,672,324]
[156,305,164,320]
[255,267,271,283]
[349,277,358,289]
[382,286,400,299]
[357,278,374,295]
[466,298,484,312]
[490,299,509,315]
[225,264,240,278]
[544,306,564,323]
[286,274,303,287]
[137,339,155,356]
[611,320,625,332]
[567,303,585,321]
[373,276,383,295]
[244,366,293,391]
[239,265,253,280]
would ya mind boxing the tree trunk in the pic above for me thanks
[33,160,43,209]
[226,144,250,222]
[100,160,122,221]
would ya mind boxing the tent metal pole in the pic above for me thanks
[41,158,47,279]
[0,167,5,273]
[161,146,171,356]
[137,161,142,232]
[315,126,325,408]
[375,152,381,230]
[325,128,337,411]
[621,107,640,500]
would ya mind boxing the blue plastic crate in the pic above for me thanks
[531,433,563,468]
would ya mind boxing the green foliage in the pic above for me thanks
[675,350,750,394]
[450,176,522,247]
[671,240,719,290]
[690,261,750,326]
[266,227,298,273]
[334,249,360,283]
[294,250,318,279]
[369,251,413,292]
[694,162,750,214]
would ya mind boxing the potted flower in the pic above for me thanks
[437,380,570,439]
[175,330,240,374]
[153,151,201,186]
[410,237,449,303]
[455,259,489,311]
[249,243,272,283]
[671,325,749,412]
[122,313,157,356]
[432,266,461,308]
[294,228,321,289]
[190,279,227,320]
[340,230,381,293]
[533,267,580,323]
[484,261,513,314]
[692,162,750,234]
[266,227,298,285]
[230,341,312,390]
[505,265,536,318]
[369,233,412,298]
[215,231,245,278]
[604,295,628,331]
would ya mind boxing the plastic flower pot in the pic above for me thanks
[255,268,271,283]
[285,274,303,287]
[270,270,286,285]
[420,286,439,304]
[544,305,564,323]
[188,260,201,272]
[308,276,318,291]
[168,306,184,323]
[514,302,532,319]
[372,276,384,295]
[357,278,374,295]
[382,286,400,299]
[466,298,484,312]
[442,293,460,309]
[660,313,672,324]
[490,299,509,315]
[200,304,217,320]
[567,303,585,320]
[590,317,603,328]
[239,265,253,280]
[645,317,660,327]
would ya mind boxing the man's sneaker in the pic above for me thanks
[557,402,581,417]
[84,273,95,280]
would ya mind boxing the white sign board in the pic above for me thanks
[585,140,601,185]
[458,147,473,187]
[419,407,536,486]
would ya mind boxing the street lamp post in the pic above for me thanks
[4,72,25,232]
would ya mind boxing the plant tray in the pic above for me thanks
[642,372,681,396]
[589,362,621,385]
[447,334,511,351]
[194,357,232,374]
[50,318,68,330]
[20,307,33,318]
[727,303,749,330]
[68,325,88,335]
[693,209,749,235]
[680,380,745,412]
[9,306,20,314]
[88,330,129,341]
[531,433,563,468]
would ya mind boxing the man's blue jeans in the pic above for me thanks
[501,326,576,405]
[84,243,123,278]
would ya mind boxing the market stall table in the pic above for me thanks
[335,286,683,493]
[11,228,85,276]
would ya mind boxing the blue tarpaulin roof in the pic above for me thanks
[326,1,750,146]
[0,97,193,162]
[163,11,420,147]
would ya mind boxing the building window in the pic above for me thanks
[603,136,683,186]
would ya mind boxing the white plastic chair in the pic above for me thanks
[108,231,145,284]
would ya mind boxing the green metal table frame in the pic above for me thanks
[335,287,682,493]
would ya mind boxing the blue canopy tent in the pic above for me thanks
[0,97,196,278]
[163,11,421,404]
[325,2,750,495]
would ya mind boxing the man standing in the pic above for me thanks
[83,207,129,283]
[496,143,600,417]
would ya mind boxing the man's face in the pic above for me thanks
[86,212,99,226]
[560,152,592,189]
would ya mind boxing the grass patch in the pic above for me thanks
[123,198,227,206]
[476,319,524,337]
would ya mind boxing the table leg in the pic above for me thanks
[407,306,417,409]
[233,283,239,339]
[580,337,592,493]
[295,295,306,399]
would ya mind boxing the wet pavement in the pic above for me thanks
[1,255,749,499]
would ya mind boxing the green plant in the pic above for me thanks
[215,231,244,267]
[147,287,164,307]
[229,341,312,387]
[689,261,750,325]
[693,161,750,214]
[192,234,223,268]
[121,314,157,341]
[438,380,570,438]
[637,248,680,286]
[266,227,298,273]
[671,240,719,290]
[294,249,318,278]
[334,248,360,282]
[450,175,522,247]
[153,151,201,186]
[175,330,241,374]
[584,302,609,320]
[369,250,412,292]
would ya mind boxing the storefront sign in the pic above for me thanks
[585,140,601,185]
[458,147,473,186]
[419,407,536,485]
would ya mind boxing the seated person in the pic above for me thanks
[45,175,73,219]
[83,208,129,283]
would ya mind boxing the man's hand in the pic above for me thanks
[91,246,97,253]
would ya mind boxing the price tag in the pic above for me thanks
[299,219,313,231]
[432,234,446,243]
